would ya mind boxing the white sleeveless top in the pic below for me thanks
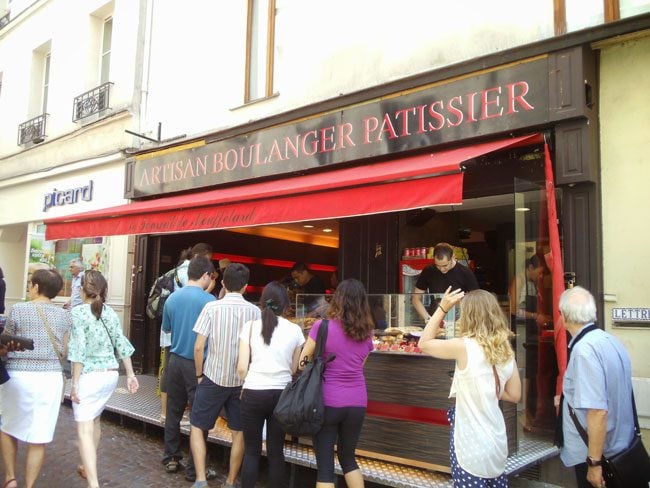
[449,337,515,478]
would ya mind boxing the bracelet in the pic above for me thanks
[438,305,449,314]
[196,374,204,379]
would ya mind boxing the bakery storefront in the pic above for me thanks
[44,47,600,472]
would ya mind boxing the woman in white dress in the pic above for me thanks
[419,288,522,487]
[68,270,139,488]
[0,269,72,488]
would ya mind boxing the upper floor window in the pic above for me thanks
[245,0,276,102]
[100,17,112,84]
[0,71,3,99]
[25,40,51,118]
[42,53,51,113]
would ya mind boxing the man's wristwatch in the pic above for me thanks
[586,456,603,467]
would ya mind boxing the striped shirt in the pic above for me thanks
[193,292,261,387]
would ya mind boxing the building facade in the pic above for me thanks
[2,0,650,483]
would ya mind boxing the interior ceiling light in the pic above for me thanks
[303,224,315,228]
[515,207,530,212]
[322,228,333,233]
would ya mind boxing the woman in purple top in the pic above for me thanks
[300,279,374,488]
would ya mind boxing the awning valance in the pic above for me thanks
[44,134,540,240]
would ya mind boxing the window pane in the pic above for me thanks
[101,18,113,84]
[101,53,110,84]
[620,0,650,18]
[248,0,269,101]
[42,53,50,113]
[566,0,603,32]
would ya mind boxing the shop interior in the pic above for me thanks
[150,142,548,302]
[145,141,558,440]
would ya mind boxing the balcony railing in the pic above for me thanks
[17,114,48,146]
[0,11,9,30]
[72,82,113,122]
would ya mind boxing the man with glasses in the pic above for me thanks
[412,242,479,322]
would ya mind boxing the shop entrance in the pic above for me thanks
[137,223,340,375]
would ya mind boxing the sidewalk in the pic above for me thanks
[0,374,564,487]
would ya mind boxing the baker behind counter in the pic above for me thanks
[412,242,479,322]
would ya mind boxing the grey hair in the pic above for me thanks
[559,286,597,324]
[69,258,84,269]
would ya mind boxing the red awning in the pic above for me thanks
[45,134,541,240]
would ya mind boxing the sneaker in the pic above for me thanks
[164,460,180,474]
[185,467,218,482]
[191,482,208,488]
[180,418,191,427]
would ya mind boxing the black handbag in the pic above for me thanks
[273,319,335,437]
[568,394,650,487]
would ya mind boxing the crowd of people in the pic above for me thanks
[0,243,641,488]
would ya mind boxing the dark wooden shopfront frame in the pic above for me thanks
[123,15,650,374]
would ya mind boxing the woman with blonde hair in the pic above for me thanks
[419,287,521,487]
[68,270,139,488]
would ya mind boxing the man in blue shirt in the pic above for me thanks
[63,258,85,309]
[161,256,217,482]
[559,286,635,488]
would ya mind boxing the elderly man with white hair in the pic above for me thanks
[558,286,636,488]
[63,258,85,310]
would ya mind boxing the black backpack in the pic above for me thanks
[145,267,183,322]
[273,320,335,437]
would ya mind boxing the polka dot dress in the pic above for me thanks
[448,407,508,487]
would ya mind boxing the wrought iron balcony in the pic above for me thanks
[0,11,9,30]
[17,114,48,146]
[72,82,113,122]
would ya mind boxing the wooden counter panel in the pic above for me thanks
[365,353,454,408]
[357,415,451,468]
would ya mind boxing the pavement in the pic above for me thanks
[0,404,233,488]
[0,401,565,488]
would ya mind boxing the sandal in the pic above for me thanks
[165,460,179,473]
[2,479,17,488]
[77,464,87,479]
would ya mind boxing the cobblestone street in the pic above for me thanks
[0,401,566,487]
[0,404,237,488]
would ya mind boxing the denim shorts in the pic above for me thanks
[190,375,242,431]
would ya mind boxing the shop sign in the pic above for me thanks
[127,58,549,198]
[612,307,650,326]
[43,181,94,212]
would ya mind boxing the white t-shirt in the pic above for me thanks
[240,316,305,390]
[159,261,189,347]
[449,337,515,478]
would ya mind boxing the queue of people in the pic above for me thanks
[0,248,642,488]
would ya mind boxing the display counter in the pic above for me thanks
[296,292,517,472]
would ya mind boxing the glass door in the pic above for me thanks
[512,177,558,440]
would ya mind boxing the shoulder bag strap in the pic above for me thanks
[99,308,117,352]
[567,403,590,446]
[556,323,599,447]
[492,364,501,398]
[248,320,253,365]
[315,319,329,357]
[35,304,66,370]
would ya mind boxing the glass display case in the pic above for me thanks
[295,292,460,354]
